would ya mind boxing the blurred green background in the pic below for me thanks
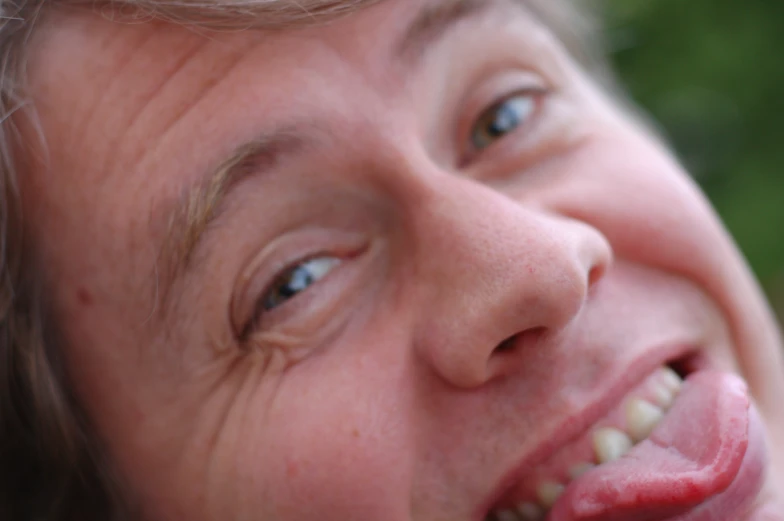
[602,0,784,323]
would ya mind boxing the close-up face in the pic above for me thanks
[16,0,784,519]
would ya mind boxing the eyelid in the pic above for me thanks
[241,254,342,340]
[456,70,550,165]
[232,229,369,340]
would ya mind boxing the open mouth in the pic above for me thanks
[485,357,768,521]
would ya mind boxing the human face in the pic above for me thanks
[22,0,784,519]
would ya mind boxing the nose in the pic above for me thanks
[409,178,612,389]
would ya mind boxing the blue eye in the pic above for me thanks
[470,92,538,151]
[262,256,341,311]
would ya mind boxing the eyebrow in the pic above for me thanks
[158,131,304,293]
[156,0,504,302]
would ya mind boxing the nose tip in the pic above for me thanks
[412,187,613,390]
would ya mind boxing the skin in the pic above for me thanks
[20,0,784,518]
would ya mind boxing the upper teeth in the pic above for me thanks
[515,503,543,521]
[625,398,665,442]
[651,382,676,409]
[567,462,595,480]
[535,481,564,508]
[487,366,683,521]
[592,427,633,463]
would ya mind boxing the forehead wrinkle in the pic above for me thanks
[150,45,249,147]
[50,20,161,162]
[109,36,248,178]
[34,18,211,184]
[110,36,212,162]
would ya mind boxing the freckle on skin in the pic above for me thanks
[77,287,93,306]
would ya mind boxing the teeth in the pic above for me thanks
[489,366,682,520]
[592,427,633,464]
[661,367,683,394]
[568,462,595,480]
[516,502,544,521]
[495,510,520,521]
[536,480,564,508]
[625,398,664,442]
[651,383,675,409]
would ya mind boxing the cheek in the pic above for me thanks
[548,131,784,395]
[239,346,416,520]
[554,133,735,289]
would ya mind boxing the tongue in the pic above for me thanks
[550,371,751,521]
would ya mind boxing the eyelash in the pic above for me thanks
[238,233,371,340]
[461,86,548,165]
[239,254,339,339]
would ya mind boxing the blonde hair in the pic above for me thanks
[0,0,605,519]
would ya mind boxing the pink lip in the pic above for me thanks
[475,342,699,520]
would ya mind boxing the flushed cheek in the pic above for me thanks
[256,436,411,520]
[227,363,417,520]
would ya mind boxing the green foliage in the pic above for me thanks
[603,0,784,320]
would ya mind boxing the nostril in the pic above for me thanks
[495,334,518,353]
[493,327,546,354]
[588,265,603,287]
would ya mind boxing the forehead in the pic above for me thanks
[24,0,529,189]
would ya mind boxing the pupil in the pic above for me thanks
[487,103,519,137]
[264,265,315,309]
[283,266,314,296]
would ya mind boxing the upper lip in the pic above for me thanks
[476,341,699,519]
